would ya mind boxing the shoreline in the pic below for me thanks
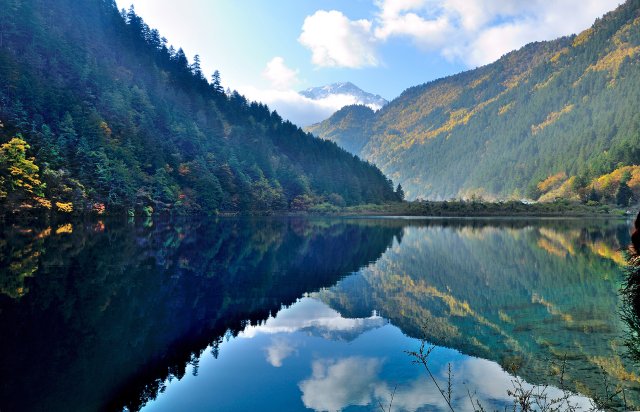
[1,201,634,221]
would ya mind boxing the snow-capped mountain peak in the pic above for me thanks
[300,82,388,111]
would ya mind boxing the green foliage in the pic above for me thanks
[395,183,405,201]
[310,0,640,201]
[306,104,376,155]
[0,0,397,214]
[339,199,617,217]
[616,179,634,206]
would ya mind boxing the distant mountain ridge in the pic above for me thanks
[308,0,640,202]
[300,82,388,111]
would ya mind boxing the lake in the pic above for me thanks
[1,216,639,411]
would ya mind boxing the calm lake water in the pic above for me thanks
[1,216,639,411]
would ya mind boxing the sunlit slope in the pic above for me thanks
[309,0,640,201]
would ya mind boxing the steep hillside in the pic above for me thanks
[0,0,400,215]
[309,0,640,201]
[307,105,377,155]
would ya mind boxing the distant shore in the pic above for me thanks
[2,199,633,220]
[297,200,631,218]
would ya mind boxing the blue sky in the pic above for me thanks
[114,0,622,126]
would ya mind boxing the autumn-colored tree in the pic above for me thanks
[0,136,49,210]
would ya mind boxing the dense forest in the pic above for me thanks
[308,0,640,203]
[0,0,401,215]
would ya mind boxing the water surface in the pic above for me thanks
[1,217,638,411]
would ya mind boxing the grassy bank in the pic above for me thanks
[305,199,630,217]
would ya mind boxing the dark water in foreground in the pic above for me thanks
[1,217,639,411]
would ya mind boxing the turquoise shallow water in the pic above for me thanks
[0,217,637,411]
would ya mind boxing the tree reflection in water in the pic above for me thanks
[623,212,640,362]
[0,217,402,412]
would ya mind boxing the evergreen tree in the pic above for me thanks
[395,183,405,201]
[616,171,634,206]
[211,70,223,94]
[588,187,600,203]
[191,54,203,79]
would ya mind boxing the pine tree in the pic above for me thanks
[191,54,203,79]
[616,170,634,206]
[211,70,223,94]
[395,183,405,201]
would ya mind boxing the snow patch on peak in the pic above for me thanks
[300,82,388,112]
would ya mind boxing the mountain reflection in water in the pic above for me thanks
[141,296,593,412]
[0,217,637,411]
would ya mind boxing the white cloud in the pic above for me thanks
[298,10,379,68]
[300,1,620,69]
[262,57,299,90]
[296,355,594,412]
[373,0,621,67]
[265,337,296,367]
[373,0,453,48]
[299,357,382,411]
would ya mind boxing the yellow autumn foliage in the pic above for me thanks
[55,202,73,213]
[0,137,47,207]
[537,172,567,193]
[469,75,490,89]
[538,227,578,256]
[538,176,579,202]
[531,104,574,135]
[418,94,504,142]
[589,356,640,384]
[100,121,112,138]
[498,102,515,115]
[55,223,73,235]
[588,44,640,79]
[587,241,627,267]
[593,165,640,199]
[572,28,594,47]
[533,73,558,91]
[531,293,573,323]
[550,47,570,63]
[33,196,52,209]
[537,238,567,258]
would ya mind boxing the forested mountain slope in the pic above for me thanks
[0,0,400,214]
[309,0,640,201]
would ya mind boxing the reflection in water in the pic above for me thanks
[1,217,638,411]
[319,220,639,408]
[141,297,593,412]
[0,217,401,412]
[623,213,640,366]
